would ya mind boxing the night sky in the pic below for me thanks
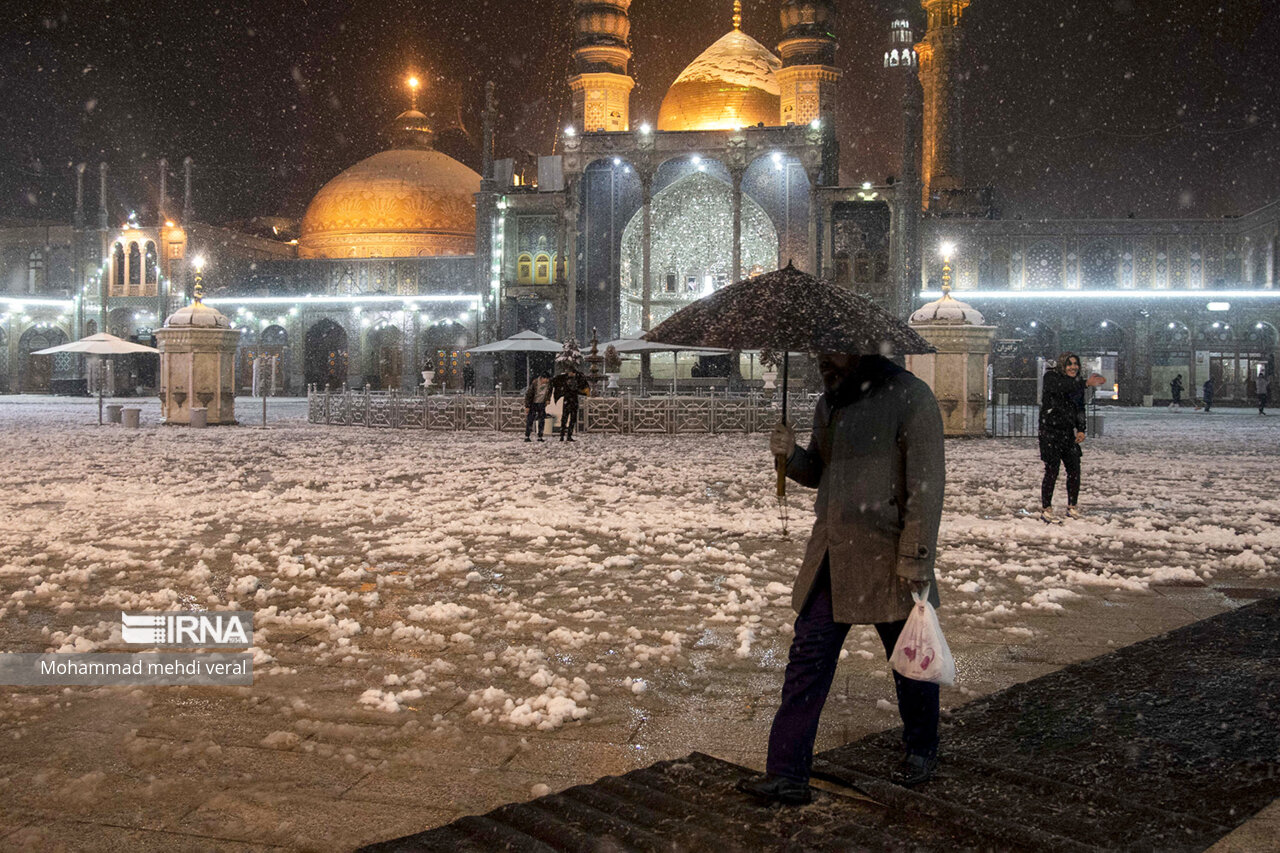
[2,0,1277,226]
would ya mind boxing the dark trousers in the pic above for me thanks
[766,563,939,783]
[525,403,546,438]
[1259,394,1268,414]
[560,404,578,438]
[1041,445,1081,508]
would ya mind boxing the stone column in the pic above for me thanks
[731,168,743,285]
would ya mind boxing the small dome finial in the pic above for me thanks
[406,74,421,111]
[732,0,742,30]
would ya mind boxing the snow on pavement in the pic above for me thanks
[0,396,1276,847]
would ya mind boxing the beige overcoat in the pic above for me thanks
[785,364,945,624]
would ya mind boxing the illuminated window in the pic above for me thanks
[27,250,44,293]
[111,243,125,296]
[534,253,550,284]
[128,242,142,291]
[517,253,532,284]
[144,241,158,290]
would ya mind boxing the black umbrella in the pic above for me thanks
[646,262,934,517]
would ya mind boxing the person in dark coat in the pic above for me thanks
[523,373,551,441]
[737,353,946,806]
[1202,377,1214,412]
[1257,372,1270,415]
[1039,352,1105,521]
[549,367,590,441]
[462,363,476,394]
[1170,374,1183,407]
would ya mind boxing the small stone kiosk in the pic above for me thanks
[906,282,996,437]
[155,284,241,425]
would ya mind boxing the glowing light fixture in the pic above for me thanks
[1206,302,1230,311]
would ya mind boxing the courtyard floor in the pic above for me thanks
[0,396,1277,851]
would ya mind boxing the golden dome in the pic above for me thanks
[298,145,481,260]
[657,30,781,132]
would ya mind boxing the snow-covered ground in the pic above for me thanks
[0,396,1276,849]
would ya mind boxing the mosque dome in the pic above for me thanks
[298,111,481,260]
[657,30,781,132]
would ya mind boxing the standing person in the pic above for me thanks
[1203,376,1214,413]
[550,366,590,442]
[1257,372,1270,415]
[523,373,551,442]
[1038,352,1106,522]
[1170,374,1183,408]
[736,353,946,806]
[462,362,476,394]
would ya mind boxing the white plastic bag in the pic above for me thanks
[889,585,956,685]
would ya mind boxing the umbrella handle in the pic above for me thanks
[775,453,787,497]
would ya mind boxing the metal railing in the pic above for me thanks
[987,377,1104,439]
[307,387,817,435]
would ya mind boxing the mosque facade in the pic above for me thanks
[1,0,1277,404]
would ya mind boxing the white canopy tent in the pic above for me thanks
[32,333,160,425]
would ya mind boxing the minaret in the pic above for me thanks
[182,157,194,223]
[916,0,970,207]
[777,0,841,128]
[888,10,923,314]
[568,0,634,132]
[158,158,168,226]
[97,162,109,231]
[73,163,86,229]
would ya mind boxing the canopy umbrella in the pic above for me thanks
[646,262,935,530]
[600,332,729,393]
[466,329,564,353]
[467,330,565,386]
[32,333,160,425]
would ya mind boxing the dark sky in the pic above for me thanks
[2,0,1277,226]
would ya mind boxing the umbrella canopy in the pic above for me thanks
[466,330,564,353]
[601,332,729,355]
[645,262,934,355]
[32,332,159,356]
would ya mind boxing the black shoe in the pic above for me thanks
[566,436,575,442]
[524,436,531,442]
[735,774,812,806]
[537,436,545,442]
[892,753,937,787]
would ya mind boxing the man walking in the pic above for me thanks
[737,353,946,806]
[550,366,590,442]
[523,373,551,441]
[1257,372,1270,415]
[1170,374,1183,408]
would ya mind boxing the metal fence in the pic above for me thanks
[308,388,817,436]
[987,377,1104,438]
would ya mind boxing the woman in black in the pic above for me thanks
[1039,352,1104,521]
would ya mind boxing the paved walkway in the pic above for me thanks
[363,595,1280,851]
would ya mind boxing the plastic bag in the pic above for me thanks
[545,394,564,421]
[889,585,956,685]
